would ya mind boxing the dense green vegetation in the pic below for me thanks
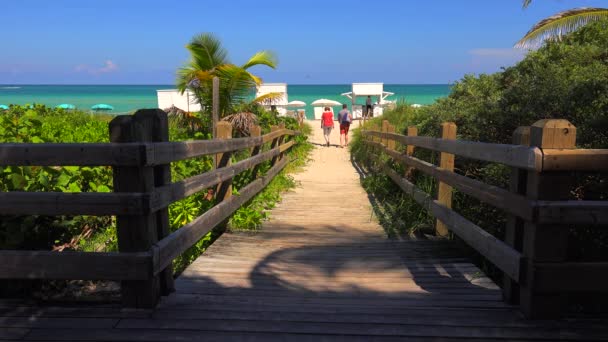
[352,19,608,275]
[0,103,312,279]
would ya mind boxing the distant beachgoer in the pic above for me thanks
[365,96,373,117]
[321,106,334,147]
[337,104,352,148]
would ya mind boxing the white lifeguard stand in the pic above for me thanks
[156,89,201,112]
[256,83,288,116]
[341,83,394,119]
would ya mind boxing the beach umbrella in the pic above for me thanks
[0,104,8,110]
[56,103,75,110]
[91,103,114,111]
[311,99,341,107]
[287,100,306,107]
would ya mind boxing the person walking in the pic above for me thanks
[337,104,352,148]
[365,96,373,117]
[321,106,334,147]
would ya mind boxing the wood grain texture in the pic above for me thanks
[0,124,605,340]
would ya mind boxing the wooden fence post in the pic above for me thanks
[405,126,418,180]
[278,123,286,161]
[382,120,389,147]
[109,110,167,308]
[503,126,530,304]
[387,123,396,151]
[212,77,219,141]
[520,119,576,318]
[249,124,262,179]
[270,125,281,166]
[435,122,457,237]
[215,121,233,202]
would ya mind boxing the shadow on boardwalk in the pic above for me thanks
[1,228,607,341]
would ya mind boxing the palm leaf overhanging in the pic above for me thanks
[517,2,608,49]
[176,33,278,118]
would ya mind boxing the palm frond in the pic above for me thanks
[253,92,284,104]
[222,112,258,136]
[241,51,278,70]
[187,33,229,70]
[516,7,608,49]
[522,0,532,9]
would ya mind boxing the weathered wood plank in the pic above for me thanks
[0,192,147,216]
[150,146,282,211]
[154,157,289,272]
[542,148,608,171]
[367,141,534,221]
[0,143,145,166]
[363,130,543,171]
[380,163,522,281]
[0,250,151,280]
[534,200,608,224]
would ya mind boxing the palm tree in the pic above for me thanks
[516,1,608,48]
[177,33,278,117]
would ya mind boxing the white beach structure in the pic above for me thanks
[156,89,201,112]
[341,83,394,119]
[256,83,288,116]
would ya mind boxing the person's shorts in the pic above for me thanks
[340,123,350,135]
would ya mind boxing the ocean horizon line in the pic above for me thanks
[0,83,452,87]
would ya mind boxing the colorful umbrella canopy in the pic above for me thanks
[56,103,75,109]
[0,104,8,110]
[91,103,114,111]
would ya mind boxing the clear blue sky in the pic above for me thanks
[1,0,605,85]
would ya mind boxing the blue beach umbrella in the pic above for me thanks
[91,103,114,111]
[56,103,75,110]
[0,104,8,110]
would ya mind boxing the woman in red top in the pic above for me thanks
[320,106,334,147]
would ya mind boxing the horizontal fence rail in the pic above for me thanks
[0,109,300,308]
[360,118,608,319]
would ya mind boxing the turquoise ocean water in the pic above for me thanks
[0,84,450,120]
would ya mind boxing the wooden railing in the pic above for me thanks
[361,118,608,318]
[0,109,298,308]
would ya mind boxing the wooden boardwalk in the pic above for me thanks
[1,123,607,341]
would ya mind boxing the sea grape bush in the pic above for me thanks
[351,19,608,277]
[0,104,312,277]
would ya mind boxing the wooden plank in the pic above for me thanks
[0,192,147,216]
[150,147,281,210]
[363,130,543,171]
[0,250,151,280]
[542,148,608,171]
[534,200,608,224]
[368,141,534,221]
[0,143,145,166]
[534,262,608,292]
[279,140,295,153]
[379,162,522,281]
[150,137,261,164]
[436,122,456,237]
[155,157,288,272]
